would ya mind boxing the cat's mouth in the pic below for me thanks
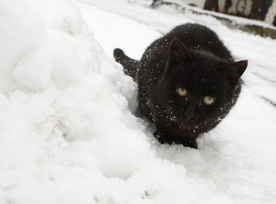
[176,112,209,127]
[181,118,204,127]
[176,118,209,134]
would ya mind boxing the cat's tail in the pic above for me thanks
[113,48,139,81]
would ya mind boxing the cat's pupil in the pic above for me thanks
[177,88,188,96]
[203,96,215,105]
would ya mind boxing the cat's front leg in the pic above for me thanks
[113,48,125,63]
[113,48,139,80]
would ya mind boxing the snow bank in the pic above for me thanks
[0,0,152,203]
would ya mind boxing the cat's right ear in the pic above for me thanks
[221,60,248,86]
[165,37,192,73]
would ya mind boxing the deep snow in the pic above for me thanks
[0,0,276,203]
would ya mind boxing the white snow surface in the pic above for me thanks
[0,0,276,203]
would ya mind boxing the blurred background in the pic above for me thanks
[150,0,276,38]
[152,0,276,26]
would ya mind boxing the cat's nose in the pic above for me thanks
[184,106,195,120]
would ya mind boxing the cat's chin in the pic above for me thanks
[176,118,211,131]
[175,114,203,126]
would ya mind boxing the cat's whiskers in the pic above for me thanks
[179,122,184,130]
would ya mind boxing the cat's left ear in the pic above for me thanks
[221,60,248,85]
[165,37,193,74]
[168,37,192,61]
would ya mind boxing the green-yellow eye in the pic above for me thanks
[177,88,188,96]
[203,96,215,105]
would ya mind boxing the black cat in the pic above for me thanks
[114,23,247,148]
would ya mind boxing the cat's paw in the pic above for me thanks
[153,131,198,149]
[113,48,125,62]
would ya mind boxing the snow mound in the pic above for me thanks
[0,0,105,92]
[0,0,45,92]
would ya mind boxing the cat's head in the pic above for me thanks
[157,37,247,129]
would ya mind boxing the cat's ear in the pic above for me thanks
[165,37,192,73]
[221,60,248,86]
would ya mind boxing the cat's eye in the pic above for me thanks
[203,96,215,105]
[177,88,188,96]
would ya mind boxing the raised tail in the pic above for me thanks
[113,48,139,81]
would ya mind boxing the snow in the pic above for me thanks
[0,0,276,203]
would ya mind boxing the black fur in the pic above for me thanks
[114,23,247,148]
